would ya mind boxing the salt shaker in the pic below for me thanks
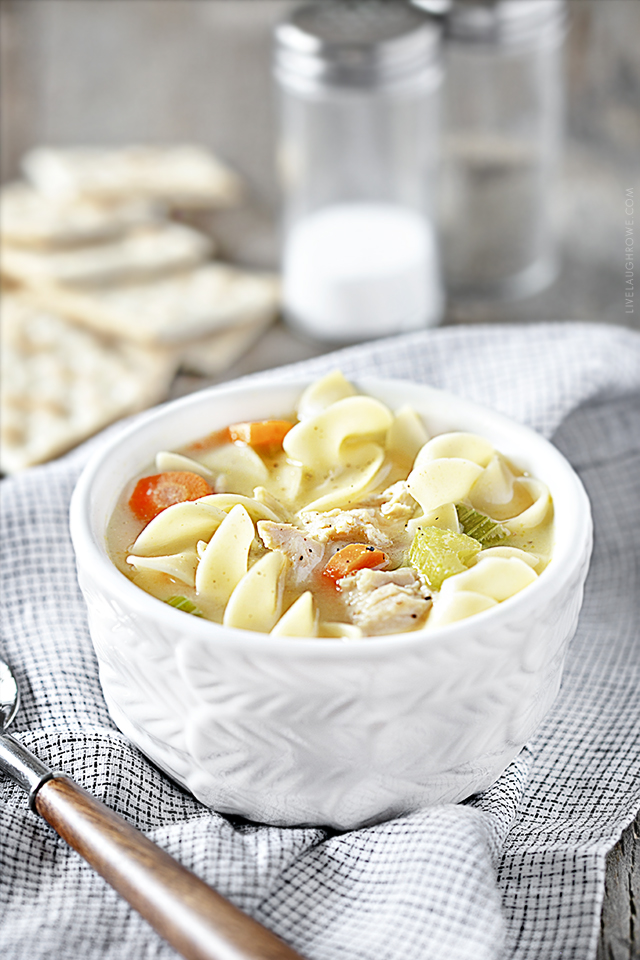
[437,0,566,300]
[273,0,444,344]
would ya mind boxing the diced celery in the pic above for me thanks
[166,595,203,616]
[408,526,481,591]
[455,503,510,546]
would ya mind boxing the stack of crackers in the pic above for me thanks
[0,145,281,473]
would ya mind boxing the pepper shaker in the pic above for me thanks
[437,0,566,300]
[273,0,444,343]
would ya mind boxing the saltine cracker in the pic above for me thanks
[0,181,160,248]
[23,145,243,208]
[21,263,280,345]
[1,223,213,288]
[0,295,176,473]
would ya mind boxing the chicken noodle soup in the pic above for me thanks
[107,371,553,637]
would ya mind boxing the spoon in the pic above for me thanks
[0,658,305,960]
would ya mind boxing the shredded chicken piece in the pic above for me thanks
[374,481,418,519]
[298,488,416,565]
[299,507,392,548]
[257,521,326,586]
[338,568,431,636]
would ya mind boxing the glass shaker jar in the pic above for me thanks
[273,0,444,344]
[437,0,566,300]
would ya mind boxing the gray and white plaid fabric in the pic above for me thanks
[1,321,639,960]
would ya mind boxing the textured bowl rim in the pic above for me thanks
[69,375,593,658]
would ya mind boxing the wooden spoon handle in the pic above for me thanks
[35,775,304,960]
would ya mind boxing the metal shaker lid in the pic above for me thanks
[274,1,442,92]
[442,0,566,47]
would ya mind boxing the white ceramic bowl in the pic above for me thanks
[70,378,592,830]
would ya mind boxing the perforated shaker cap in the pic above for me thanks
[443,0,566,46]
[274,0,443,91]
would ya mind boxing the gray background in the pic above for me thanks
[2,0,639,333]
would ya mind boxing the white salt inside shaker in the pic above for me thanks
[283,202,442,341]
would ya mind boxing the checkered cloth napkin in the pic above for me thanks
[1,321,639,960]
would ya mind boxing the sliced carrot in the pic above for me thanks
[322,543,389,582]
[228,420,294,450]
[129,471,212,523]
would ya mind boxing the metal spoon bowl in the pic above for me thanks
[0,657,304,960]
[0,658,19,729]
